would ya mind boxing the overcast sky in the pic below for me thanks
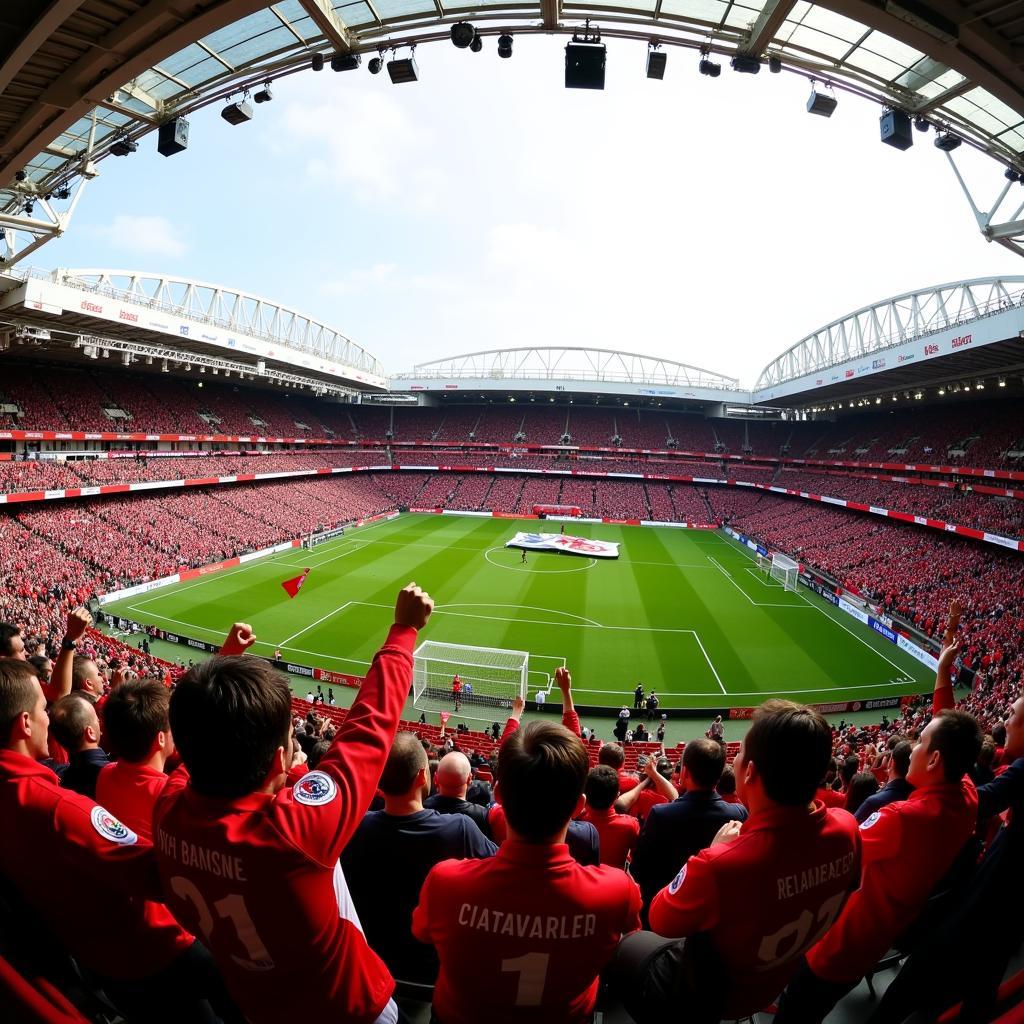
[42,34,1021,385]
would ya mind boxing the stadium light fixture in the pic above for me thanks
[110,136,138,156]
[221,98,254,125]
[451,22,476,48]
[698,46,721,78]
[311,53,325,71]
[934,130,961,151]
[470,33,483,53]
[1005,167,1021,182]
[914,114,930,132]
[806,83,837,118]
[331,53,362,72]
[368,57,383,74]
[197,381,203,388]
[14,170,26,182]
[387,53,419,84]
[875,396,881,404]
[938,386,945,395]
[161,359,169,372]
[498,34,514,59]
[731,53,761,74]
[768,55,782,73]
[914,391,923,399]
[999,377,1006,387]
[254,84,273,104]
[976,380,984,390]
[646,42,666,80]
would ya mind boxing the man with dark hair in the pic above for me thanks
[96,678,175,839]
[614,755,677,823]
[413,720,641,1023]
[71,655,106,701]
[48,692,110,798]
[613,699,860,1023]
[0,623,25,660]
[0,658,226,1023]
[854,739,912,823]
[342,732,496,983]
[777,640,982,1024]
[154,584,434,1024]
[630,737,748,919]
[581,765,640,868]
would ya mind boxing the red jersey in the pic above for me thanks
[618,771,640,794]
[630,786,669,819]
[806,777,978,983]
[95,760,195,949]
[412,839,641,1023]
[650,802,861,1018]
[815,786,846,808]
[153,624,417,1024]
[96,760,169,841]
[0,750,188,980]
[579,806,640,868]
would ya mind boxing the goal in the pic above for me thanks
[756,553,771,573]
[412,641,529,718]
[770,552,800,593]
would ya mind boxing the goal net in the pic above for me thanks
[770,553,800,592]
[412,641,529,718]
[756,553,771,573]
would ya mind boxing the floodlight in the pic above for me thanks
[938,386,945,395]
[933,131,961,151]
[254,85,273,103]
[470,33,483,53]
[110,137,138,156]
[731,54,761,74]
[387,56,419,83]
[221,100,253,125]
[311,53,325,71]
[14,170,26,182]
[698,57,721,77]
[1005,167,1021,182]
[161,359,169,372]
[331,53,361,71]
[368,56,383,74]
[55,187,70,200]
[768,55,782,73]
[646,45,666,80]
[914,114,929,131]
[498,34,513,59]
[999,377,1006,387]
[451,22,476,48]
[806,85,837,117]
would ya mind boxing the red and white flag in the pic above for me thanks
[281,568,311,599]
[439,711,451,725]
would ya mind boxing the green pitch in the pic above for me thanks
[103,514,933,711]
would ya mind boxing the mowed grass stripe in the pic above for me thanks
[104,515,934,707]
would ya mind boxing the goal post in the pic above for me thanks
[770,552,800,593]
[756,553,771,573]
[413,641,529,718]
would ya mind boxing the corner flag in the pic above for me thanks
[281,568,311,599]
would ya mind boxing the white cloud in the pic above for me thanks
[87,214,188,259]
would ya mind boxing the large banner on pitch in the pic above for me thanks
[505,532,620,559]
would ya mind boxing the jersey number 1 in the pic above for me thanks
[502,952,550,1006]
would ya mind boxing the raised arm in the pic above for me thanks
[932,599,962,714]
[555,667,581,736]
[499,694,525,743]
[280,583,433,864]
[219,622,257,657]
[45,608,91,704]
[643,756,679,801]
[614,777,651,814]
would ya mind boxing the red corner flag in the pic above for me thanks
[281,568,311,599]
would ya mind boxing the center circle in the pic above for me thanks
[484,547,597,574]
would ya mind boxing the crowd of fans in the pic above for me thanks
[0,586,1020,1024]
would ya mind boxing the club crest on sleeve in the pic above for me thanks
[293,771,338,806]
[860,811,881,831]
[668,864,688,894]
[90,805,138,845]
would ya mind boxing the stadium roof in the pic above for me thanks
[2,1,1024,266]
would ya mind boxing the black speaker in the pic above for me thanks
[157,117,189,157]
[565,42,606,90]
[880,110,913,151]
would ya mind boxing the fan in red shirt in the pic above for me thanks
[0,658,228,1023]
[412,677,641,1024]
[451,674,462,712]
[597,741,640,793]
[610,699,861,1023]
[579,765,640,868]
[152,583,434,1024]
[777,635,983,1024]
